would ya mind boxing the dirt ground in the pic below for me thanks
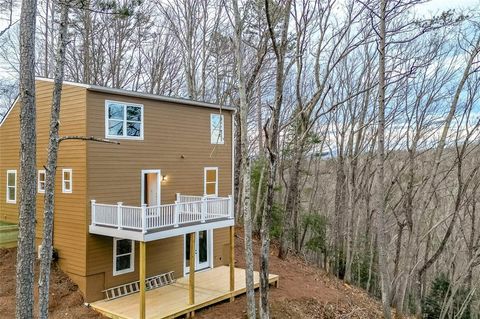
[1,228,387,318]
[196,228,386,319]
[0,247,103,319]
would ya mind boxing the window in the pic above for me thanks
[113,239,134,275]
[204,167,218,197]
[105,100,143,139]
[210,114,224,144]
[6,170,16,204]
[38,170,46,193]
[62,169,72,193]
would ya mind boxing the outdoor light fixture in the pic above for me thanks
[161,175,167,182]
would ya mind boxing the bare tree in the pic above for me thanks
[375,0,392,317]
[37,1,70,318]
[231,0,256,317]
[15,0,37,317]
[260,0,292,317]
[0,0,16,37]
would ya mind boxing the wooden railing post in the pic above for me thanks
[141,204,147,234]
[139,241,146,319]
[189,232,195,305]
[117,202,123,229]
[174,201,179,227]
[228,195,234,219]
[91,200,96,226]
[229,225,235,300]
[201,197,207,223]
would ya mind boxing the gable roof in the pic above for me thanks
[36,77,236,111]
[0,78,235,127]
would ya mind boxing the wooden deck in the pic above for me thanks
[89,266,279,319]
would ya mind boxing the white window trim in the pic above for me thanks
[204,167,218,197]
[6,170,16,204]
[113,238,135,276]
[62,168,73,193]
[210,114,224,144]
[105,100,144,140]
[38,170,46,193]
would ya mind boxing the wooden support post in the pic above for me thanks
[189,232,195,305]
[139,241,146,319]
[229,226,235,301]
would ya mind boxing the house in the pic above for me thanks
[0,78,278,319]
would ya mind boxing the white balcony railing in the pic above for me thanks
[91,194,234,234]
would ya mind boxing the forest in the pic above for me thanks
[1,0,480,318]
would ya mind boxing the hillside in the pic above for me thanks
[0,248,103,319]
[0,228,389,318]
[197,227,387,319]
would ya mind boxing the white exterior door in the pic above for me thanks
[141,170,161,206]
[185,230,211,274]
[146,174,158,206]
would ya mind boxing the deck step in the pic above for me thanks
[103,271,176,301]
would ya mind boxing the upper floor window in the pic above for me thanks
[105,100,143,139]
[6,170,16,204]
[204,167,218,197]
[62,169,72,193]
[210,114,224,144]
[38,170,46,193]
[113,238,134,275]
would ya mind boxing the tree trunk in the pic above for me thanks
[38,2,70,318]
[376,0,392,317]
[344,153,357,283]
[234,111,242,222]
[260,1,292,317]
[16,0,37,317]
[333,153,346,277]
[82,0,92,84]
[253,162,265,232]
[232,1,256,317]
[278,138,304,259]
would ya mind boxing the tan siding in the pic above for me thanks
[0,82,233,302]
[85,91,232,207]
[84,90,233,301]
[0,80,88,277]
[84,228,231,302]
[84,236,184,302]
[213,228,230,267]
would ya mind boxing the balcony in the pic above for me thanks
[89,194,234,242]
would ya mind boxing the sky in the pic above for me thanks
[416,0,479,15]
[0,0,479,81]
[0,0,478,25]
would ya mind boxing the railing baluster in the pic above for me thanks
[228,195,234,219]
[117,202,123,229]
[174,201,179,227]
[141,204,147,233]
[91,200,96,226]
[201,197,206,223]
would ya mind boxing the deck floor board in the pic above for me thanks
[90,266,279,319]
